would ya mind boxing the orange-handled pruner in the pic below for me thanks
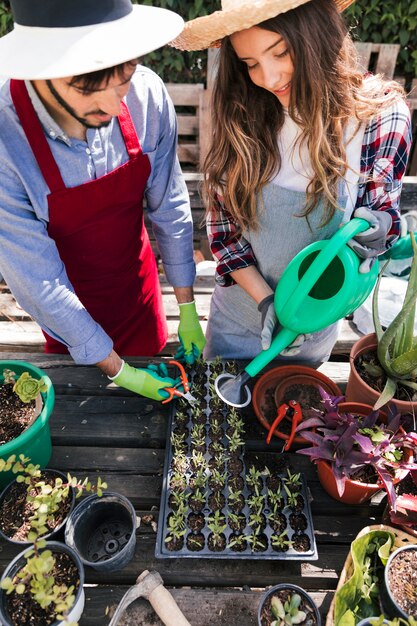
[162,359,197,405]
[266,400,302,451]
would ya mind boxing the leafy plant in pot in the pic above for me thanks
[296,388,417,505]
[258,583,321,626]
[0,454,107,545]
[381,544,417,620]
[0,361,55,489]
[346,233,417,414]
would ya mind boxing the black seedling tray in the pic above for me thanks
[155,360,318,560]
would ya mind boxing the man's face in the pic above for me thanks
[45,62,138,129]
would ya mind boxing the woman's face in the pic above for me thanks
[230,26,294,108]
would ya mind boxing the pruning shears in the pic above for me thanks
[266,400,302,451]
[162,359,197,405]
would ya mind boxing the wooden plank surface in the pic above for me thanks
[0,352,385,625]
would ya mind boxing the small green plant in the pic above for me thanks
[2,369,47,403]
[228,488,243,507]
[226,429,244,453]
[0,455,106,543]
[1,539,79,626]
[206,510,226,548]
[269,592,306,626]
[283,484,301,509]
[247,493,264,512]
[165,511,187,545]
[190,423,206,448]
[209,468,227,490]
[271,531,293,551]
[267,487,283,510]
[0,455,107,626]
[246,466,263,493]
[170,431,187,454]
[283,469,302,491]
[226,408,245,432]
[370,234,417,409]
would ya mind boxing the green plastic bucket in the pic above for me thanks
[0,360,54,489]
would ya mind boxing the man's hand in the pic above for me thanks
[110,361,178,401]
[258,294,278,350]
[280,333,311,356]
[175,301,206,365]
[348,207,392,273]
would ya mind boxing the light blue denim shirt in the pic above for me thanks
[0,65,195,364]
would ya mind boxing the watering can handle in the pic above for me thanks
[380,231,417,261]
[277,217,370,322]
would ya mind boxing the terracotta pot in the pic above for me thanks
[346,333,417,417]
[316,402,409,505]
[252,365,342,445]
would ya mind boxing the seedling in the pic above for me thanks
[270,592,306,625]
[271,530,293,551]
[206,510,227,548]
[226,429,245,453]
[248,492,264,512]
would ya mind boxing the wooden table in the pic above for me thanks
[0,352,388,626]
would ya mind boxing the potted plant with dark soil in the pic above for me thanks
[258,583,321,625]
[382,545,417,620]
[0,539,85,626]
[252,365,342,446]
[0,454,106,546]
[0,361,55,488]
[296,389,417,505]
[346,233,417,415]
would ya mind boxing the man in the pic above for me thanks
[0,0,205,400]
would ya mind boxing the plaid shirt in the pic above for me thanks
[207,98,412,286]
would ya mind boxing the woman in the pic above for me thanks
[172,0,412,361]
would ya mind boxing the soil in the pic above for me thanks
[186,532,205,551]
[0,383,37,445]
[228,475,244,491]
[269,512,287,534]
[350,464,380,485]
[266,474,282,491]
[355,349,417,402]
[290,495,305,513]
[189,494,205,513]
[290,513,308,531]
[227,457,243,475]
[166,535,184,551]
[260,588,319,626]
[187,513,205,532]
[228,513,246,533]
[6,551,80,626]
[252,533,268,552]
[0,472,72,542]
[208,427,224,442]
[292,533,311,552]
[387,548,417,617]
[208,491,225,511]
[208,533,226,551]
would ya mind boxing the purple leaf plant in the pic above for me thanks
[296,387,417,510]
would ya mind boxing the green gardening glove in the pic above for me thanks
[175,301,206,365]
[110,361,178,401]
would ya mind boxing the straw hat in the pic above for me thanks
[170,0,355,51]
[0,0,184,80]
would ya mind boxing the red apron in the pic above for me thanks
[10,79,167,357]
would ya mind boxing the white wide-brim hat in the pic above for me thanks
[170,0,354,51]
[0,0,184,79]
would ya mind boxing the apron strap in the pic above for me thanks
[10,79,66,194]
[118,101,141,158]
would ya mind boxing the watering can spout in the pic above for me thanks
[215,371,252,408]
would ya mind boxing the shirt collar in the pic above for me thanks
[25,80,72,147]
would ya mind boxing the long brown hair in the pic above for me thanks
[203,0,405,231]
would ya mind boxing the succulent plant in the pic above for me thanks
[270,592,307,625]
[12,371,47,403]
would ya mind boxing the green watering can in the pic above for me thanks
[215,217,416,407]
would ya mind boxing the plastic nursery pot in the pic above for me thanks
[0,469,75,546]
[258,583,321,626]
[0,360,54,489]
[316,402,411,505]
[65,491,137,571]
[0,540,85,626]
[381,544,417,620]
[346,333,417,417]
[252,365,342,445]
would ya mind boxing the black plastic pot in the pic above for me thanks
[381,544,417,620]
[0,468,75,546]
[258,583,321,626]
[65,492,137,571]
[0,541,85,626]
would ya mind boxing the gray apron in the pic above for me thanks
[204,182,347,361]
